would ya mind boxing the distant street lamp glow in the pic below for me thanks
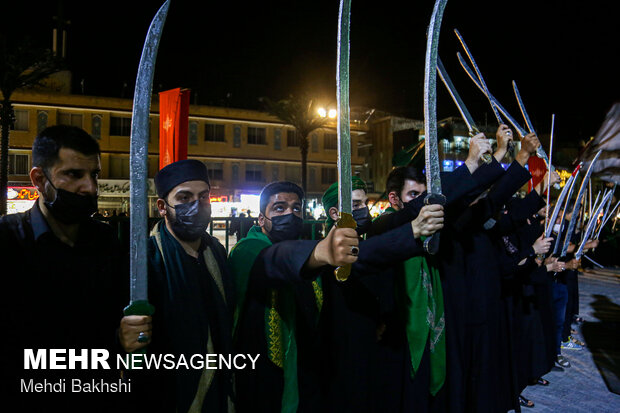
[318,107,327,118]
[328,109,337,119]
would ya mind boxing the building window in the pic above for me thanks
[58,112,83,128]
[272,165,279,182]
[274,129,282,150]
[248,127,266,145]
[285,165,301,183]
[441,139,451,153]
[324,133,337,150]
[92,115,102,140]
[11,110,29,131]
[233,126,241,147]
[311,133,319,152]
[309,166,317,186]
[37,111,48,133]
[189,121,199,145]
[205,162,224,181]
[110,116,131,136]
[287,130,300,147]
[109,156,130,178]
[8,154,29,175]
[245,164,263,182]
[205,123,225,142]
[232,163,240,182]
[321,167,337,185]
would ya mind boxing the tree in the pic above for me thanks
[262,95,330,199]
[0,35,62,215]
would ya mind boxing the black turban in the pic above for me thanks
[154,159,210,199]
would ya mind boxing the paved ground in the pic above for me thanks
[515,267,620,412]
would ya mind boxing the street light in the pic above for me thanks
[328,109,337,119]
[318,107,327,118]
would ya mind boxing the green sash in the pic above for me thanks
[229,226,322,413]
[400,251,446,395]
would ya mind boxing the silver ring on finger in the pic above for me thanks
[137,332,150,343]
[350,246,359,256]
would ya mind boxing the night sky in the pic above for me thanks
[4,0,620,145]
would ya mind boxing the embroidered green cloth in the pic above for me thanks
[399,249,446,395]
[229,226,322,413]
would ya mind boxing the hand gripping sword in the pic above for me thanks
[559,150,603,258]
[574,190,613,260]
[436,57,492,164]
[453,29,514,155]
[124,0,170,335]
[423,0,448,255]
[334,0,355,282]
[456,54,560,188]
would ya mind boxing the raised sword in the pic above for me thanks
[560,150,603,258]
[574,190,613,260]
[423,0,449,255]
[436,57,491,164]
[334,0,355,282]
[124,1,170,322]
[545,163,582,238]
[453,29,514,155]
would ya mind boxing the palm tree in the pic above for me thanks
[0,35,62,215]
[262,95,330,198]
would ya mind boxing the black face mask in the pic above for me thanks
[353,206,372,235]
[169,199,211,241]
[266,213,303,243]
[43,178,98,224]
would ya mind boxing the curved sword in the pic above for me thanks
[454,29,514,155]
[456,54,559,187]
[595,184,616,238]
[545,163,581,238]
[552,165,582,255]
[334,0,355,282]
[423,0,449,255]
[437,57,491,163]
[512,80,556,171]
[575,190,613,260]
[560,150,603,257]
[125,0,170,317]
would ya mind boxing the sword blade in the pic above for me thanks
[560,150,603,257]
[437,57,477,133]
[454,29,503,125]
[553,166,582,255]
[129,0,170,304]
[424,0,448,197]
[575,190,613,259]
[545,163,581,238]
[456,52,527,136]
[512,80,536,134]
[337,0,352,215]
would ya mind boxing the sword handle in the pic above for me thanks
[123,300,155,368]
[334,212,357,282]
[423,193,446,255]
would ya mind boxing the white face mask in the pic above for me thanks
[553,224,561,234]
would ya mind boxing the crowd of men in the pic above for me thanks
[0,124,610,412]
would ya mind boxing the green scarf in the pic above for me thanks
[398,249,446,395]
[229,226,322,413]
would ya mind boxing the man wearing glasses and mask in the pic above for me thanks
[120,159,234,413]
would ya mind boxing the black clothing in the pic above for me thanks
[0,202,128,412]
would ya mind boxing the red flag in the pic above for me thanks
[527,155,547,193]
[159,88,190,169]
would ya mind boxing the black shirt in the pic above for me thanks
[0,202,129,411]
